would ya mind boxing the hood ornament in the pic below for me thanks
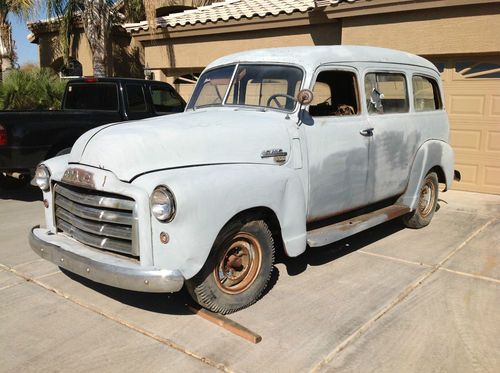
[261,149,287,164]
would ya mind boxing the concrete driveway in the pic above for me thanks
[1,187,499,372]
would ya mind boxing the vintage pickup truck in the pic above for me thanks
[29,46,458,314]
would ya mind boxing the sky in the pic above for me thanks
[10,10,46,66]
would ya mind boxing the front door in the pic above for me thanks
[305,67,370,221]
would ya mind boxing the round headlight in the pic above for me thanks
[150,186,176,222]
[34,164,51,191]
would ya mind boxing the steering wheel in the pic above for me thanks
[266,94,297,109]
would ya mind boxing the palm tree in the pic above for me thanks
[41,1,216,78]
[44,0,116,77]
[0,0,34,81]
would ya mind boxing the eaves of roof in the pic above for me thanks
[123,0,358,32]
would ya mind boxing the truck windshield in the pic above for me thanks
[64,83,119,111]
[187,64,303,112]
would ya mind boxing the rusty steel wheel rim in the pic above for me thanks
[418,179,435,218]
[214,232,262,295]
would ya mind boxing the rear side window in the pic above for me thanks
[412,75,442,111]
[126,84,148,112]
[150,85,184,113]
[365,73,409,114]
[64,83,118,111]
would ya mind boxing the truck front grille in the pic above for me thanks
[53,183,138,257]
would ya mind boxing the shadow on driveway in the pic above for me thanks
[60,268,194,315]
[57,214,415,316]
[281,218,407,276]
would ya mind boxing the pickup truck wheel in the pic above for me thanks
[186,219,275,314]
[402,172,438,229]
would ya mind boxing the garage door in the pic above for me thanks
[432,57,500,194]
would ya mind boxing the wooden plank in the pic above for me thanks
[188,305,262,344]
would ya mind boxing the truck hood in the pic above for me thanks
[69,109,292,181]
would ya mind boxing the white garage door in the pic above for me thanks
[433,57,500,195]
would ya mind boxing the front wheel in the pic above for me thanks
[402,171,439,229]
[186,219,275,314]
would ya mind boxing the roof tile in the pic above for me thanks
[124,0,359,32]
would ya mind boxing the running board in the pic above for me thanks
[306,205,411,247]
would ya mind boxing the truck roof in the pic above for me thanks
[67,77,171,85]
[206,45,438,73]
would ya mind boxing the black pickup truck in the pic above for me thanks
[0,77,185,188]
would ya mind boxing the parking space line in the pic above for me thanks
[438,267,500,285]
[310,218,495,373]
[357,250,432,268]
[4,266,232,373]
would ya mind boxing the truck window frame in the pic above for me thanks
[363,70,410,115]
[308,66,361,118]
[149,84,185,114]
[125,83,149,113]
[63,82,120,112]
[411,74,443,112]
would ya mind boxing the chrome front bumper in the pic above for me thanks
[29,226,184,293]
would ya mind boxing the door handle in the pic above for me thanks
[359,128,374,137]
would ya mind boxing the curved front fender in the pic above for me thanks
[397,140,455,210]
[133,164,307,279]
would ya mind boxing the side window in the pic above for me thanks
[365,72,409,114]
[309,70,359,117]
[150,85,184,113]
[412,75,442,111]
[126,84,147,112]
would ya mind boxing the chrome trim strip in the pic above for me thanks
[55,194,134,225]
[57,219,135,256]
[56,207,132,240]
[131,205,140,259]
[29,226,184,293]
[54,183,135,211]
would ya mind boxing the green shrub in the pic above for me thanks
[0,68,67,110]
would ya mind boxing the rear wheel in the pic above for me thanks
[402,171,439,228]
[186,219,275,314]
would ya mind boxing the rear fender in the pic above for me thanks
[398,140,454,210]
